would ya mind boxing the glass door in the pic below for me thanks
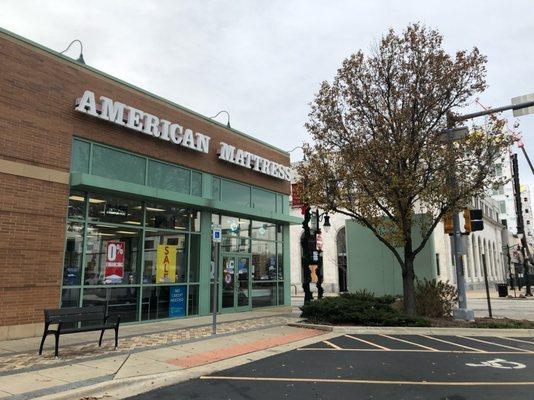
[220,253,251,312]
[221,255,235,310]
[236,256,250,309]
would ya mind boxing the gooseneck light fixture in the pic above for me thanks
[59,39,85,64]
[209,110,231,128]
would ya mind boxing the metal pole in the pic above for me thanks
[452,99,534,122]
[452,211,468,310]
[445,114,473,320]
[481,253,493,318]
[212,242,219,335]
[506,245,516,297]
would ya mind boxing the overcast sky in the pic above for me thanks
[2,0,534,186]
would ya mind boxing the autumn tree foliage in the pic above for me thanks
[298,24,512,316]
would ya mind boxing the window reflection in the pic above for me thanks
[251,241,277,280]
[143,231,187,283]
[84,225,140,285]
[145,203,189,230]
[251,220,276,240]
[87,194,143,225]
[63,222,84,285]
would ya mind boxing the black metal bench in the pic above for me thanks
[39,306,120,357]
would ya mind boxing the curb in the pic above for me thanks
[287,322,333,332]
[35,326,333,400]
[288,321,534,337]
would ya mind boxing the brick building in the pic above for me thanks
[0,27,298,339]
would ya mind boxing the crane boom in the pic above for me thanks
[519,145,534,176]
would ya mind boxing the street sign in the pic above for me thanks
[439,126,469,143]
[512,94,534,117]
[212,225,221,243]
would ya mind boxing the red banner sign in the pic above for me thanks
[105,241,125,284]
[291,182,305,208]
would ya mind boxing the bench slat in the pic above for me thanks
[45,307,107,324]
[45,306,105,317]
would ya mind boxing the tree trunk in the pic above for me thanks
[402,236,416,317]
[402,258,416,316]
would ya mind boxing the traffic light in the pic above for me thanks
[443,215,454,235]
[464,209,484,233]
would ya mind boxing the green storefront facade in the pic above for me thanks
[63,138,300,323]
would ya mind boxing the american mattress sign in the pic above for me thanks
[75,90,291,181]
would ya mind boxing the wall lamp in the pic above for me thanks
[210,110,231,128]
[60,39,85,64]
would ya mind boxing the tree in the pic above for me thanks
[298,24,512,316]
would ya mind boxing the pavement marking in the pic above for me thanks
[200,375,534,386]
[296,348,531,354]
[502,337,534,347]
[344,335,391,350]
[379,334,438,351]
[323,340,342,350]
[466,358,527,370]
[418,335,487,353]
[460,336,532,353]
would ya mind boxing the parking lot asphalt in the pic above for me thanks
[129,334,534,400]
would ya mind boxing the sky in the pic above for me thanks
[2,0,534,186]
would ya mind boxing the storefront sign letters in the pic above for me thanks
[104,241,125,284]
[75,90,210,154]
[169,286,186,317]
[156,244,177,283]
[218,142,291,181]
[75,90,291,181]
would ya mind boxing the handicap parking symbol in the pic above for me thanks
[466,358,526,370]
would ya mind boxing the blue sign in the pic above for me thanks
[169,286,187,317]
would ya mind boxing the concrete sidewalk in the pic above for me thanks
[0,308,330,400]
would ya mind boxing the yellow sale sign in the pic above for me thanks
[156,245,177,283]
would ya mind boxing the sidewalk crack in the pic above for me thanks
[113,353,131,379]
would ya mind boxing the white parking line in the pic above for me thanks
[379,334,438,351]
[296,348,530,354]
[418,335,487,353]
[323,340,342,350]
[502,337,534,347]
[201,375,534,386]
[344,334,390,350]
[460,336,533,353]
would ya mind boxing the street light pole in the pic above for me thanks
[445,115,473,320]
[444,96,534,317]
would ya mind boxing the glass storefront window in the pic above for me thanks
[251,220,276,241]
[277,282,285,306]
[212,178,221,201]
[277,243,283,280]
[191,211,201,232]
[221,236,250,253]
[68,191,86,219]
[87,194,143,225]
[61,288,80,308]
[252,282,276,308]
[84,225,141,285]
[63,222,84,285]
[83,287,138,323]
[63,187,288,321]
[222,215,250,237]
[251,240,277,280]
[191,172,202,197]
[188,284,199,315]
[145,203,189,230]
[143,231,188,283]
[189,234,201,283]
[141,285,190,320]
